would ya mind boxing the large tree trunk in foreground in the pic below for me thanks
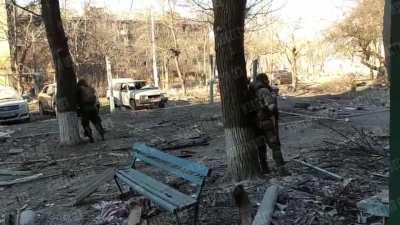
[41,0,80,145]
[213,0,260,181]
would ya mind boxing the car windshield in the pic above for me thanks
[128,82,147,90]
[0,86,20,100]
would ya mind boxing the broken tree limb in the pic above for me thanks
[72,168,116,206]
[233,185,252,225]
[0,173,43,186]
[293,160,343,181]
[152,136,210,150]
[252,185,279,225]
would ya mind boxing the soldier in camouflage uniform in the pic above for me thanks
[76,79,104,143]
[249,73,286,174]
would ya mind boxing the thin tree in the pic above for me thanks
[41,0,80,145]
[212,0,261,181]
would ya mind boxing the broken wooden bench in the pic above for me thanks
[114,143,210,225]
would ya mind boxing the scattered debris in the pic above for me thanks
[294,102,311,109]
[127,206,143,225]
[19,209,35,225]
[151,135,210,150]
[357,190,389,223]
[8,148,24,155]
[93,201,129,225]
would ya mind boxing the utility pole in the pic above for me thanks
[209,54,214,104]
[106,56,115,113]
[150,7,159,87]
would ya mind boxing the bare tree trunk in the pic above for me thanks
[4,1,20,91]
[173,55,186,94]
[41,0,80,145]
[383,0,391,80]
[167,5,186,94]
[203,30,208,86]
[213,0,261,181]
[5,1,16,73]
[292,64,297,90]
[163,56,169,89]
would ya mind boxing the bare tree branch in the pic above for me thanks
[10,0,41,17]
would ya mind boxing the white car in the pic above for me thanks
[0,86,30,123]
[107,79,168,110]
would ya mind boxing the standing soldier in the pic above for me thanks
[249,73,287,175]
[76,79,104,142]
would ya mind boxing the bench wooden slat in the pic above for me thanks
[117,169,197,209]
[135,151,204,186]
[133,143,209,177]
[116,172,178,212]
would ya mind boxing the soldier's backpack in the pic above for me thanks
[79,85,97,105]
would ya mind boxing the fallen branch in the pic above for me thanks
[293,160,343,181]
[252,185,279,225]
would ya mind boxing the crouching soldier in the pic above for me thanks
[76,79,104,142]
[249,73,288,175]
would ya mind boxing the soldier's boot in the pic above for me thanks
[94,122,105,141]
[83,125,94,143]
[258,146,270,174]
[271,146,290,176]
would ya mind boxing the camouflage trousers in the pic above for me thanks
[255,126,285,171]
[79,104,104,142]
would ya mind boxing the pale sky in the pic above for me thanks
[17,0,357,40]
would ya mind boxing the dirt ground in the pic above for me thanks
[0,84,389,225]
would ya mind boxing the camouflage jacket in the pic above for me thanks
[255,87,278,130]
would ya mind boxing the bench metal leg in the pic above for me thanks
[174,211,182,225]
[193,203,200,225]
[114,176,124,194]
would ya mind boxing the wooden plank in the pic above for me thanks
[117,169,197,209]
[252,185,279,225]
[0,169,33,176]
[72,168,116,206]
[0,173,43,186]
[135,152,203,186]
[133,143,209,177]
[116,172,178,212]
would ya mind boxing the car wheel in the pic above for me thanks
[129,99,137,110]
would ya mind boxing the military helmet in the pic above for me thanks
[256,73,270,85]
